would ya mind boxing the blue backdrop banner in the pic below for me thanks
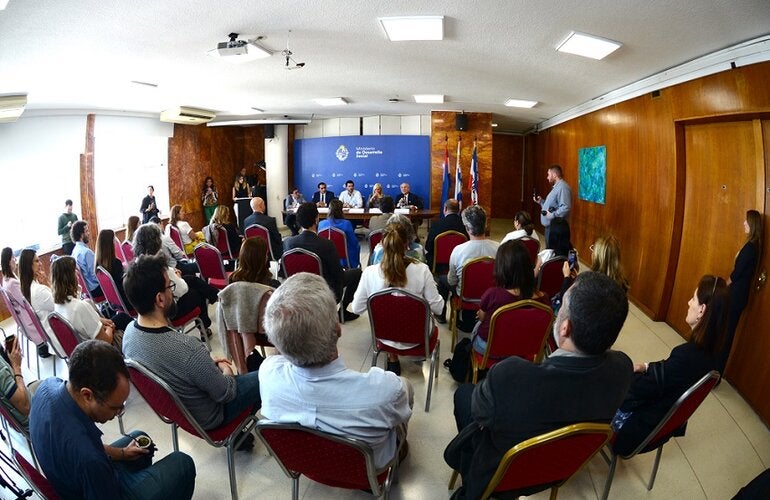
[294,135,431,205]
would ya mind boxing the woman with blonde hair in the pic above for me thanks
[370,213,425,265]
[208,205,242,257]
[368,183,384,209]
[590,235,629,293]
[232,173,250,199]
[169,204,205,255]
[351,221,443,374]
[124,215,140,244]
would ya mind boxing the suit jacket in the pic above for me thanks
[445,350,633,499]
[283,230,344,300]
[394,192,423,209]
[425,212,468,270]
[243,212,283,261]
[311,190,336,205]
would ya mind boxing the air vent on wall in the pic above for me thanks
[160,106,216,125]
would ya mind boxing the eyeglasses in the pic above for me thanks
[96,396,126,416]
[165,282,176,293]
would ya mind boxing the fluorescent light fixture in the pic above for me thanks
[505,98,538,108]
[556,31,622,60]
[0,94,27,123]
[207,118,312,127]
[414,94,444,104]
[206,40,272,63]
[379,16,444,41]
[314,97,348,106]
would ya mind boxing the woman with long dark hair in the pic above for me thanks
[229,237,278,288]
[125,215,140,244]
[202,176,219,224]
[4,248,50,357]
[501,210,539,245]
[18,249,54,356]
[95,229,129,306]
[612,275,729,455]
[534,216,572,278]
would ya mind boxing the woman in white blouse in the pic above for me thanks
[18,249,55,357]
[501,210,539,245]
[169,204,205,255]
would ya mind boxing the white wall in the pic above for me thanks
[296,115,430,138]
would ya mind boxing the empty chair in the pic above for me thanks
[256,420,402,500]
[194,243,231,289]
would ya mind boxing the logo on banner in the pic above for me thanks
[336,145,349,161]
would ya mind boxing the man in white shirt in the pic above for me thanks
[260,272,412,468]
[338,180,363,208]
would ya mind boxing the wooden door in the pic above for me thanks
[666,121,764,337]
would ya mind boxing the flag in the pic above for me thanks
[440,140,450,217]
[469,141,479,205]
[454,139,463,209]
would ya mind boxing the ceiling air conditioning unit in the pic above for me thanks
[160,106,216,125]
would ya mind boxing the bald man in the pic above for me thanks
[243,197,283,260]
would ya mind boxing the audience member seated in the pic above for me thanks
[133,224,217,335]
[95,228,130,306]
[368,195,395,232]
[1,337,35,430]
[51,256,125,351]
[589,235,629,293]
[2,247,51,357]
[351,222,443,375]
[283,187,306,236]
[612,275,728,456]
[370,213,425,265]
[69,220,103,298]
[243,197,282,260]
[367,182,384,210]
[445,272,634,499]
[501,210,540,245]
[424,198,468,273]
[283,203,362,322]
[149,216,199,276]
[124,215,140,245]
[30,340,196,499]
[436,205,499,329]
[122,254,262,441]
[229,237,280,288]
[311,181,335,208]
[169,204,205,255]
[319,199,361,268]
[534,216,572,278]
[260,272,413,469]
[205,205,243,257]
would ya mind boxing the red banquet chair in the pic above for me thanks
[215,226,237,261]
[0,393,38,470]
[194,243,231,289]
[75,266,104,304]
[600,370,721,499]
[449,256,495,351]
[45,312,82,360]
[449,423,613,499]
[470,300,554,383]
[12,449,59,500]
[519,236,540,267]
[366,229,384,266]
[121,241,135,262]
[125,359,258,500]
[113,236,127,263]
[169,225,193,258]
[537,256,568,299]
[0,288,35,375]
[244,224,277,262]
[255,420,402,500]
[281,248,346,324]
[432,230,468,275]
[16,292,66,377]
[367,288,440,412]
[319,226,351,268]
[96,266,136,317]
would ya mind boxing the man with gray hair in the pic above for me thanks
[259,272,412,468]
[436,205,499,328]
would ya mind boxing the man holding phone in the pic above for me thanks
[533,165,572,242]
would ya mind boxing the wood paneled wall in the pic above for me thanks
[167,124,271,230]
[491,133,524,219]
[530,61,770,320]
[430,112,493,221]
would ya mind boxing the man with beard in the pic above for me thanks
[70,220,102,298]
[121,254,261,446]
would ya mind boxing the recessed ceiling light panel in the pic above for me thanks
[556,31,622,60]
[505,99,538,108]
[0,94,27,123]
[414,94,444,104]
[379,16,444,41]
[315,97,348,106]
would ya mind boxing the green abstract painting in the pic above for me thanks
[578,145,606,204]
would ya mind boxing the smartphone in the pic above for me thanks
[4,334,16,353]
[532,187,538,198]
[568,249,578,270]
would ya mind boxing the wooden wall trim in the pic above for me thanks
[79,113,99,239]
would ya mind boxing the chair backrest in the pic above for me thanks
[17,295,66,361]
[483,300,554,365]
[282,248,323,277]
[193,243,228,281]
[168,225,190,257]
[629,370,720,457]
[433,230,468,273]
[121,241,135,262]
[113,236,126,263]
[45,312,81,358]
[537,256,568,298]
[0,287,27,334]
[367,288,433,357]
[482,423,612,499]
[215,226,234,260]
[255,420,392,495]
[244,224,275,261]
[519,237,540,267]
[367,229,385,266]
[459,257,496,302]
[95,266,134,316]
[0,393,27,437]
[12,449,60,500]
[319,226,349,268]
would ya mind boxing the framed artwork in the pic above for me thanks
[578,145,606,204]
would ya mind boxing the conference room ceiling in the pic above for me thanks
[1,0,769,133]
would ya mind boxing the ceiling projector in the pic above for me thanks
[218,37,249,57]
[209,33,271,61]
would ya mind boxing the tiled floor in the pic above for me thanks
[1,219,768,499]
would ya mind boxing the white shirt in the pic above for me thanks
[175,220,194,245]
[30,281,56,341]
[338,189,363,208]
[447,239,500,290]
[501,229,540,245]
[54,297,101,342]
[259,355,412,469]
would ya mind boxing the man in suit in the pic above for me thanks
[425,199,469,275]
[394,182,423,209]
[311,182,335,207]
[445,271,634,500]
[283,187,307,236]
[243,197,282,261]
[283,202,361,321]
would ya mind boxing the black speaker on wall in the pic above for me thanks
[455,114,468,131]
[264,124,275,139]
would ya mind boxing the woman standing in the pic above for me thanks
[720,209,762,372]
[169,205,205,255]
[3,248,50,357]
[18,249,54,356]
[232,174,250,199]
[139,185,160,223]
[202,176,219,224]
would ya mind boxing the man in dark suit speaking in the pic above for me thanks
[282,203,361,321]
[311,182,336,208]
